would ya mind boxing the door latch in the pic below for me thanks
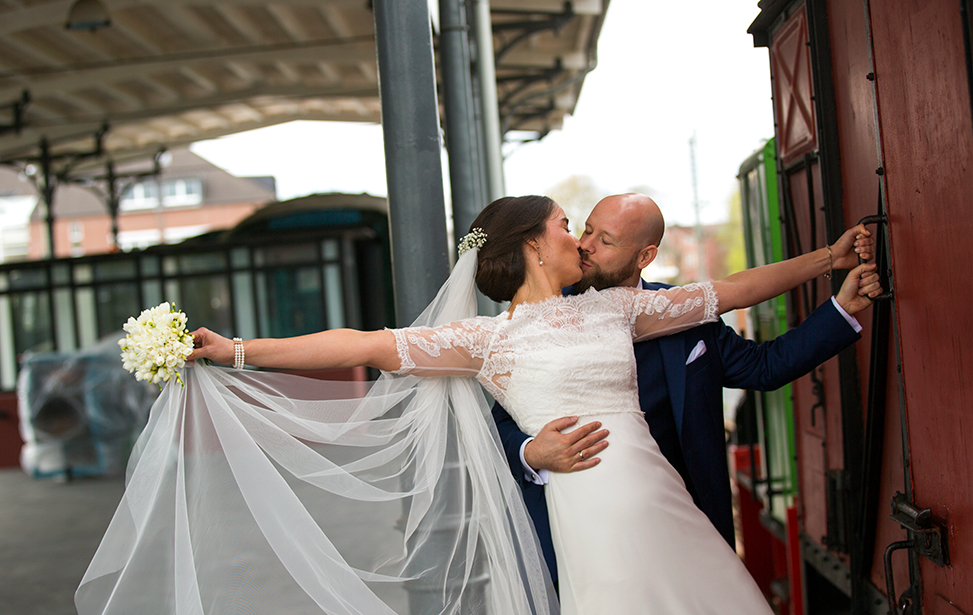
[883,492,949,614]
[888,492,949,566]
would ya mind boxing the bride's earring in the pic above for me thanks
[535,245,543,266]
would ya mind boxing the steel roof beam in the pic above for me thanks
[0,38,376,100]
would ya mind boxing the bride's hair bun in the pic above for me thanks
[471,195,555,303]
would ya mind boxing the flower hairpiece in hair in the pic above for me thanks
[457,228,488,256]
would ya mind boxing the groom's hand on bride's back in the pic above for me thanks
[524,416,609,473]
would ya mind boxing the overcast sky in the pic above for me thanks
[191,0,773,228]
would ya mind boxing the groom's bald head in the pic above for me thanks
[599,193,665,247]
[576,193,665,292]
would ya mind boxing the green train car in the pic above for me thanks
[737,137,797,529]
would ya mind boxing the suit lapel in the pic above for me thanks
[659,335,688,440]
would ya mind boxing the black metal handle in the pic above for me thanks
[856,214,893,301]
[884,540,912,615]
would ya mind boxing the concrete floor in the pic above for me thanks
[0,468,418,614]
[0,469,124,615]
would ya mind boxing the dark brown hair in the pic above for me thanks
[470,195,555,302]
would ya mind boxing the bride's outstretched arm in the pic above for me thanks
[189,328,402,372]
[714,224,878,314]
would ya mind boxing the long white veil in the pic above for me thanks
[76,249,558,615]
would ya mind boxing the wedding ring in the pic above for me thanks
[579,450,585,461]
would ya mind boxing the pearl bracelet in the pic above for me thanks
[232,337,245,369]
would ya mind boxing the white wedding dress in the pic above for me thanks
[391,283,773,615]
[77,250,770,615]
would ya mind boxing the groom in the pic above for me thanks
[492,192,867,583]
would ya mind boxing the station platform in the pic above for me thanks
[0,469,124,615]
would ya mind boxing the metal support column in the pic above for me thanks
[373,0,450,327]
[472,0,505,200]
[440,0,485,246]
[39,138,56,258]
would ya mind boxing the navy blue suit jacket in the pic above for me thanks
[492,282,861,582]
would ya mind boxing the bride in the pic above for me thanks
[77,195,879,615]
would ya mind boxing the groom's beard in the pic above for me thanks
[575,251,641,293]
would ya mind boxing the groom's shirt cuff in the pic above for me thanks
[520,438,549,485]
[831,296,862,333]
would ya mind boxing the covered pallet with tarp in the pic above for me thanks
[18,336,157,479]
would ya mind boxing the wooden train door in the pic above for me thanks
[862,0,973,612]
[756,0,973,613]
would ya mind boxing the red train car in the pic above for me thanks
[739,1,973,614]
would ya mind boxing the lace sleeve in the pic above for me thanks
[604,283,719,342]
[388,317,496,377]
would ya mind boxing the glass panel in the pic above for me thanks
[142,280,162,309]
[96,283,142,340]
[184,177,202,196]
[178,253,226,274]
[0,272,7,291]
[52,263,71,285]
[8,268,47,290]
[141,255,160,277]
[322,239,339,260]
[54,288,77,353]
[231,247,250,269]
[120,181,160,210]
[255,243,316,266]
[11,291,54,356]
[75,288,97,349]
[163,256,178,276]
[75,264,93,284]
[323,263,344,329]
[256,273,269,337]
[258,266,323,338]
[232,272,257,340]
[0,295,15,390]
[165,280,181,308]
[162,178,203,207]
[339,237,361,329]
[94,259,137,282]
[179,276,232,337]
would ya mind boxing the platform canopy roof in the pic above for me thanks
[0,0,608,170]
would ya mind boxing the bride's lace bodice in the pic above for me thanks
[391,283,718,435]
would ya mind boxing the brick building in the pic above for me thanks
[0,148,276,261]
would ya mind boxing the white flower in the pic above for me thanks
[457,228,487,256]
[118,302,194,388]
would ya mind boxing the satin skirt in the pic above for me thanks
[546,412,772,615]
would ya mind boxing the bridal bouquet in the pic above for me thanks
[119,302,194,388]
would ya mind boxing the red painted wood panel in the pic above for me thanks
[825,0,912,596]
[772,9,818,166]
[869,0,973,610]
[0,391,23,468]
